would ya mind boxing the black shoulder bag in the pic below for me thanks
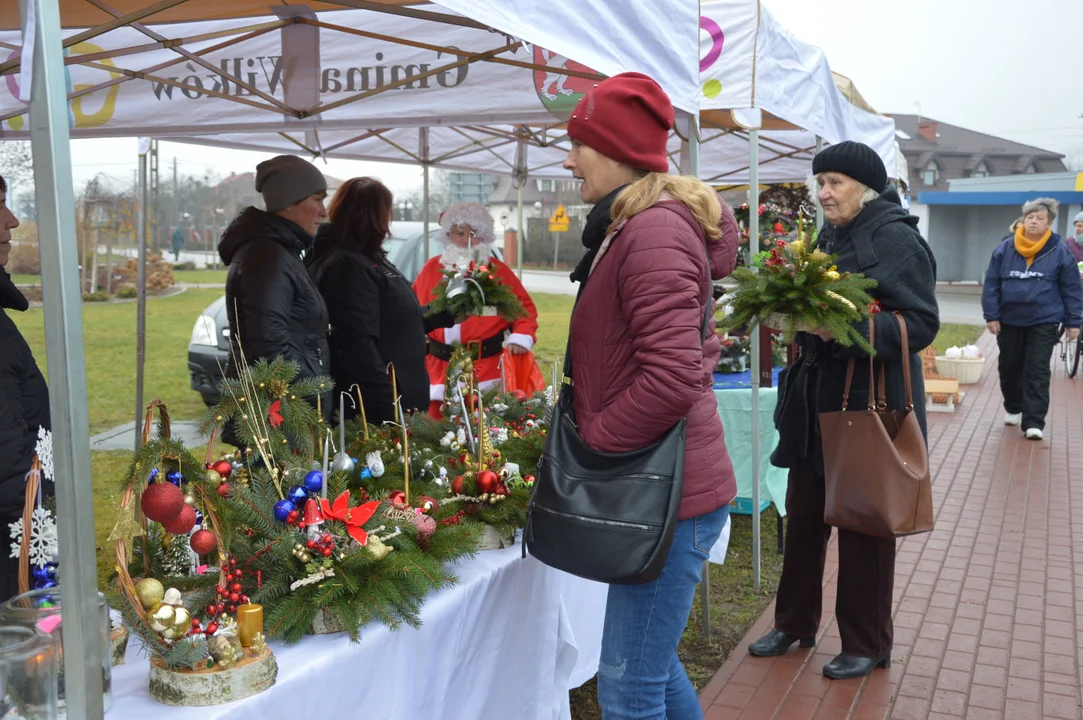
[523,231,713,585]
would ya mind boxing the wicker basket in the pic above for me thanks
[935,356,985,385]
[116,401,276,707]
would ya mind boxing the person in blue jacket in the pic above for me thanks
[982,197,1083,440]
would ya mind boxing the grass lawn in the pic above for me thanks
[173,269,227,285]
[9,273,41,285]
[932,322,985,353]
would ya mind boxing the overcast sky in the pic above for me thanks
[765,0,1083,163]
[63,0,1083,193]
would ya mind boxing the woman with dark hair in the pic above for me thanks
[307,177,453,425]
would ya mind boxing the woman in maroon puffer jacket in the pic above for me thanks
[561,72,738,720]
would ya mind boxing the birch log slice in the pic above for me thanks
[477,525,515,551]
[110,626,128,667]
[148,646,277,706]
[309,609,347,635]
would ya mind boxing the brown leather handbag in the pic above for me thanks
[819,314,934,538]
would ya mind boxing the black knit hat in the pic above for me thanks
[812,141,888,192]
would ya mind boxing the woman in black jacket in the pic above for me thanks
[0,173,50,601]
[217,155,331,447]
[307,178,453,425]
[747,142,940,680]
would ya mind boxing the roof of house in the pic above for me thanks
[888,114,1064,160]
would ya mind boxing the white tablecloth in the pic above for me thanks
[110,538,609,720]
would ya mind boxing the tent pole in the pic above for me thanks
[683,111,712,642]
[23,0,105,714]
[749,128,761,591]
[135,141,149,452]
[815,136,825,233]
[421,127,431,261]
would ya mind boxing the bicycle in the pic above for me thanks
[1058,324,1081,378]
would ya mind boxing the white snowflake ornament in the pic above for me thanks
[9,507,59,569]
[35,427,54,482]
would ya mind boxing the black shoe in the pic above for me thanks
[822,653,890,680]
[747,629,816,657]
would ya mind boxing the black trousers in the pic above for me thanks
[774,467,896,657]
[997,323,1059,431]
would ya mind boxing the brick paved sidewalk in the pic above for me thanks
[700,332,1083,720]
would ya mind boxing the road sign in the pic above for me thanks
[549,204,570,232]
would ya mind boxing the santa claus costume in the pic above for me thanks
[412,202,544,416]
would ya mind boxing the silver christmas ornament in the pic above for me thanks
[331,453,356,474]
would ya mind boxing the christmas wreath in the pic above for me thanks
[425,261,526,323]
[720,238,878,352]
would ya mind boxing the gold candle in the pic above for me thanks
[236,603,263,648]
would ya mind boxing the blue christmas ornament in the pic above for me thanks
[360,467,373,480]
[194,510,204,527]
[287,485,309,505]
[166,470,183,486]
[273,499,297,522]
[32,567,50,583]
[39,581,57,590]
[303,470,323,494]
[147,468,159,485]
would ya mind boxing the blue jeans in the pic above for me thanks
[597,504,729,720]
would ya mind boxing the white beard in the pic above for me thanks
[441,243,492,269]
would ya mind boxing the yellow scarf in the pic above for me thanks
[1014,227,1051,267]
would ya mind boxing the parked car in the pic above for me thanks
[188,222,444,406]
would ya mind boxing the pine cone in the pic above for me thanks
[232,467,250,486]
[267,379,289,399]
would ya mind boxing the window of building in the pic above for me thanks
[971,162,989,178]
[1024,163,1037,174]
[922,164,939,186]
[538,179,555,192]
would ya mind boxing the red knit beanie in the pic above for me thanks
[567,72,674,173]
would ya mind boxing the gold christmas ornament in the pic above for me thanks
[134,578,165,608]
[268,379,289,399]
[205,469,223,485]
[250,632,267,655]
[238,397,246,404]
[183,494,196,506]
[147,604,176,633]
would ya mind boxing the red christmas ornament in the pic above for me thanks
[417,496,439,515]
[511,389,528,402]
[230,582,242,593]
[161,504,198,535]
[215,603,224,614]
[388,490,408,507]
[205,604,217,616]
[229,592,240,603]
[140,483,185,523]
[211,460,233,479]
[205,621,219,636]
[306,539,317,550]
[189,529,217,555]
[217,482,232,498]
[476,470,499,494]
[451,476,464,494]
[321,548,332,558]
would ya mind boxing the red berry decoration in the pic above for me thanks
[211,460,233,479]
[140,483,185,523]
[161,504,198,535]
[321,548,332,557]
[205,621,219,635]
[216,603,224,613]
[229,593,240,603]
[189,529,217,555]
[227,604,237,613]
[206,604,217,616]
[451,476,464,494]
[476,470,499,495]
[233,569,243,579]
[217,482,231,498]
[307,539,317,550]
[230,582,242,593]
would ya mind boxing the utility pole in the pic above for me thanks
[149,140,159,252]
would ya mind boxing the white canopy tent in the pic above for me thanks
[4,0,899,711]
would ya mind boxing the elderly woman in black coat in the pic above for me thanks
[747,142,940,680]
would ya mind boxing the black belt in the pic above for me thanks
[427,332,507,362]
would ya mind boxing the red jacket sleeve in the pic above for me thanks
[581,215,709,451]
[493,260,539,341]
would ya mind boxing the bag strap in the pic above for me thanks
[841,312,915,412]
[896,312,914,410]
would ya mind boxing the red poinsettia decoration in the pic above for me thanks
[267,399,284,428]
[319,491,380,546]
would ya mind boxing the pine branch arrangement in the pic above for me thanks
[425,261,526,323]
[720,238,878,352]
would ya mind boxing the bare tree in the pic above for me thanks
[1064,144,1083,172]
[0,141,34,219]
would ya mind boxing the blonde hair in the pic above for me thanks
[610,173,722,242]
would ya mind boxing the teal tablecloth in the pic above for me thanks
[715,387,788,516]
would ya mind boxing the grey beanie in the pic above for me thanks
[1074,211,1083,225]
[255,155,327,213]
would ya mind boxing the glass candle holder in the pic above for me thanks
[0,625,59,720]
[0,590,112,717]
